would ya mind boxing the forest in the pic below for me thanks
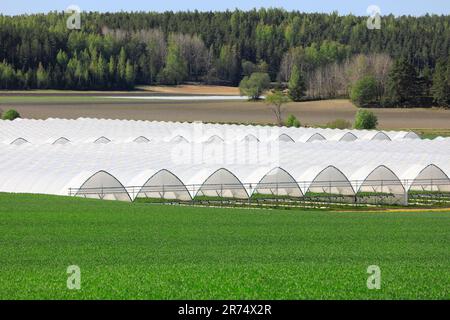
[1,9,450,107]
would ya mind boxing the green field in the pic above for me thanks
[0,193,449,300]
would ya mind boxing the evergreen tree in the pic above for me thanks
[56,50,68,68]
[0,61,16,89]
[431,59,450,107]
[288,65,306,101]
[385,58,420,106]
[108,56,116,87]
[36,62,49,89]
[125,60,135,88]
[25,68,35,89]
[66,56,78,88]
[96,55,107,87]
[117,47,127,85]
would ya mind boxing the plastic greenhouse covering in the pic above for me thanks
[0,118,425,145]
[0,118,449,202]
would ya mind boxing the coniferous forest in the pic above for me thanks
[1,9,450,107]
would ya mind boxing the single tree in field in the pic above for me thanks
[431,59,450,107]
[266,89,291,126]
[239,72,271,100]
[354,109,378,129]
[288,65,306,101]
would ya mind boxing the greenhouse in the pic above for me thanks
[0,118,449,206]
[0,118,427,145]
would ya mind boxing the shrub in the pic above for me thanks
[292,118,301,128]
[354,109,378,129]
[285,114,301,128]
[2,109,20,120]
[326,119,352,129]
[286,114,296,127]
[350,75,378,107]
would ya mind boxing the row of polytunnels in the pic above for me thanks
[72,165,450,205]
[2,131,425,146]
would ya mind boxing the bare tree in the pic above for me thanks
[367,53,393,99]
[304,53,393,100]
[170,33,208,81]
[277,47,305,83]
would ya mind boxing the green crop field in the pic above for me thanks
[0,193,449,300]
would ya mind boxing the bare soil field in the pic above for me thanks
[137,84,240,95]
[1,92,450,129]
[0,85,240,96]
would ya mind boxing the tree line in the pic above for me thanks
[0,9,450,106]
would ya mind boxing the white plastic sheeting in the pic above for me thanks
[1,127,450,202]
[0,118,429,145]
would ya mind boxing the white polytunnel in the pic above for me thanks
[52,137,71,145]
[409,164,450,192]
[10,138,29,146]
[194,168,249,199]
[301,133,326,143]
[318,130,357,142]
[135,169,192,201]
[339,132,358,142]
[74,170,132,202]
[94,136,112,144]
[133,136,151,143]
[304,165,355,195]
[171,135,189,143]
[278,134,295,143]
[353,165,405,195]
[242,134,260,143]
[370,132,392,141]
[253,167,303,197]
[205,135,224,144]
[388,131,421,140]
[404,131,421,140]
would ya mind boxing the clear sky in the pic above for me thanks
[0,0,449,16]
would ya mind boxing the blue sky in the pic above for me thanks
[0,0,449,16]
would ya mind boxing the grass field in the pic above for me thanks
[0,193,449,300]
